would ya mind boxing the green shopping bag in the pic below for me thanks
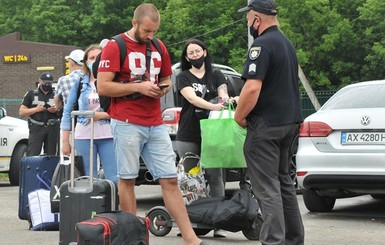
[200,104,247,168]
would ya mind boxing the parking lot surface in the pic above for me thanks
[1,181,385,244]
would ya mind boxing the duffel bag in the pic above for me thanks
[75,211,149,245]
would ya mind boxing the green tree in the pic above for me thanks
[358,0,385,80]
[276,0,365,90]
[1,0,384,90]
[159,0,248,71]
[0,0,35,37]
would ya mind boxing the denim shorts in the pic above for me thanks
[111,119,177,180]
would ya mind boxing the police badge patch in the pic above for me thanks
[249,47,261,60]
[248,63,256,73]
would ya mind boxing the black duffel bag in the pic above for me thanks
[75,211,149,245]
[187,189,259,232]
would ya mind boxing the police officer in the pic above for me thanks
[19,72,60,156]
[235,0,304,245]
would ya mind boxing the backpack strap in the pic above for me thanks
[151,38,163,57]
[145,42,152,79]
[111,34,127,81]
[145,38,163,79]
[73,77,83,111]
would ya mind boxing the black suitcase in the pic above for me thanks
[59,110,117,245]
[18,155,60,221]
[75,211,149,245]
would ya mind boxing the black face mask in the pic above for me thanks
[41,84,52,92]
[249,18,259,39]
[189,55,205,69]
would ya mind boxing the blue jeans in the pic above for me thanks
[111,119,176,180]
[75,138,118,185]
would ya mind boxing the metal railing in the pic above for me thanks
[300,90,336,118]
[1,99,23,118]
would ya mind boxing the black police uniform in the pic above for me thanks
[21,86,60,156]
[241,25,305,245]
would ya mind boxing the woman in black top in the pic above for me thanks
[176,38,229,238]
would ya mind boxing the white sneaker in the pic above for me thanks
[213,229,227,238]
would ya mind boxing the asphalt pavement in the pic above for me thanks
[2,180,385,245]
[0,181,258,245]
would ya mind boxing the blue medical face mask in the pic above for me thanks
[87,61,94,73]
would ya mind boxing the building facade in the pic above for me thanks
[0,32,80,116]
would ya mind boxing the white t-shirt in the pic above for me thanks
[75,82,113,140]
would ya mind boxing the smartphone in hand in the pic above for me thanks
[158,83,169,90]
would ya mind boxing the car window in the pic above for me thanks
[322,83,385,110]
[227,75,244,97]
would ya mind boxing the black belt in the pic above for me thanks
[29,118,59,127]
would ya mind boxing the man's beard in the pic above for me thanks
[134,29,148,44]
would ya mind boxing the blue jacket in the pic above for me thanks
[60,75,108,130]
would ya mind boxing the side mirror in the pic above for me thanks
[0,107,7,119]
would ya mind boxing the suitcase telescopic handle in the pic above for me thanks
[71,110,95,117]
[69,110,95,192]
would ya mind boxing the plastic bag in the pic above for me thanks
[200,104,247,168]
[177,153,207,205]
[28,172,59,231]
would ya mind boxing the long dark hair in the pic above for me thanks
[180,38,213,72]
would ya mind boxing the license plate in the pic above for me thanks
[341,132,385,145]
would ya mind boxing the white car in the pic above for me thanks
[0,107,29,186]
[296,80,385,212]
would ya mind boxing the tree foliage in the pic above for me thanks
[159,0,248,70]
[1,0,385,90]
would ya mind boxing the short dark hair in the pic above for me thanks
[180,38,213,72]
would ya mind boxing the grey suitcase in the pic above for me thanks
[58,110,117,244]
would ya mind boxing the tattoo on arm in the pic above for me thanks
[218,84,228,96]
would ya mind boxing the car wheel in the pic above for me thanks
[9,143,28,186]
[289,134,300,193]
[302,189,336,212]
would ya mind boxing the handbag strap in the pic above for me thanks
[200,85,208,98]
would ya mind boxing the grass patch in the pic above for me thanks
[0,173,9,181]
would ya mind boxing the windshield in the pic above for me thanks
[322,83,385,110]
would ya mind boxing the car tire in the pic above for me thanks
[9,143,28,186]
[289,134,300,193]
[302,189,336,212]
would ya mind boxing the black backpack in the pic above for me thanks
[92,34,163,111]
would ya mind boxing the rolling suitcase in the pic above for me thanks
[59,110,117,245]
[18,155,60,221]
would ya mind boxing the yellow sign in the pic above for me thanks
[3,54,30,63]
[65,58,70,75]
